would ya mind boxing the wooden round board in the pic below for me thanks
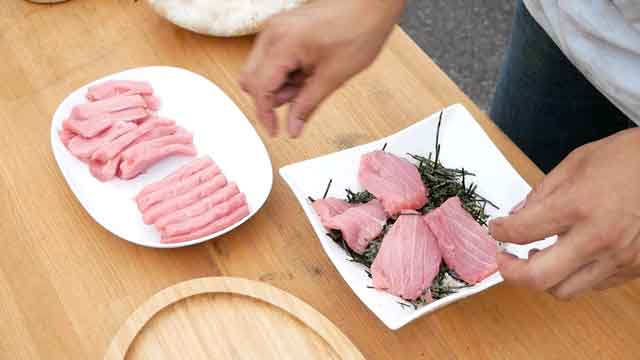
[105,277,364,359]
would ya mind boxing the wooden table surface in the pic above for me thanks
[1,2,639,359]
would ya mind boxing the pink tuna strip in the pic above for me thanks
[143,95,161,111]
[58,128,76,147]
[71,94,147,120]
[143,174,228,225]
[136,157,215,200]
[323,199,387,254]
[119,143,196,180]
[163,192,247,237]
[154,183,240,230]
[66,121,137,159]
[63,107,149,138]
[311,197,353,228]
[137,165,220,212]
[358,150,428,215]
[371,212,442,301]
[424,196,498,284]
[161,205,250,244]
[87,124,178,182]
[86,80,153,101]
[121,132,193,159]
[91,118,175,162]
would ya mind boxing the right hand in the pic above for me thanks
[239,0,406,137]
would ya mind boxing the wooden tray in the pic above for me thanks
[105,277,364,359]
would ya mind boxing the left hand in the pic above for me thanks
[489,128,640,300]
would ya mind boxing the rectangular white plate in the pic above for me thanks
[51,66,273,248]
[280,104,556,330]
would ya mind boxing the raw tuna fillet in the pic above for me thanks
[163,192,247,237]
[63,107,149,138]
[358,150,428,215]
[137,166,220,211]
[136,156,215,200]
[86,80,153,101]
[311,197,353,227]
[91,117,175,162]
[371,212,442,301]
[143,174,227,225]
[154,183,240,230]
[323,199,387,254]
[119,143,196,180]
[67,121,136,159]
[143,95,161,111]
[423,196,498,284]
[161,205,250,244]
[71,94,147,120]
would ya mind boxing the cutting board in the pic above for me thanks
[105,277,364,359]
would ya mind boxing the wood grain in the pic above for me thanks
[1,1,639,359]
[105,277,363,359]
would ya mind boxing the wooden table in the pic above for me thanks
[2,2,639,359]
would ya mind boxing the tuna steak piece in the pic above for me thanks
[66,121,137,159]
[424,196,498,284]
[371,212,442,301]
[323,199,387,254]
[311,197,353,228]
[62,107,149,138]
[358,151,428,216]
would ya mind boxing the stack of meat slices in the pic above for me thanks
[312,150,498,302]
[135,156,249,244]
[59,80,196,181]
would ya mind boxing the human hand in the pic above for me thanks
[239,0,405,137]
[489,128,640,300]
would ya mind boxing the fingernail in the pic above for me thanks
[288,117,305,138]
[510,198,527,215]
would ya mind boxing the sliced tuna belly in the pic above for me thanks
[161,205,250,244]
[311,197,353,228]
[136,156,215,200]
[162,192,247,237]
[91,117,175,162]
[119,143,197,180]
[371,212,442,301]
[58,128,76,147]
[137,165,220,212]
[142,95,161,111]
[63,107,149,138]
[66,121,137,159]
[154,183,240,230]
[71,94,147,120]
[323,199,387,254]
[86,80,153,101]
[424,196,498,284]
[119,132,196,180]
[142,174,228,225]
[358,150,428,216]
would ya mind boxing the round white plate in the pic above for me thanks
[50,66,273,248]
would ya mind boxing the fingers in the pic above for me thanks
[593,274,636,291]
[274,85,300,107]
[286,70,343,137]
[241,37,299,136]
[497,224,596,291]
[547,259,615,300]
[489,193,573,245]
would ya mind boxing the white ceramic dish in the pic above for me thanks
[51,66,273,248]
[280,104,556,330]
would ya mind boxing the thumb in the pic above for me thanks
[286,71,343,138]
